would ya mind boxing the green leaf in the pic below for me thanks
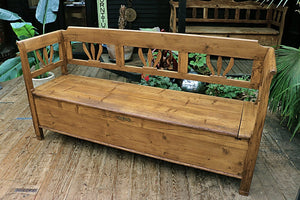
[0,8,22,21]
[0,57,35,82]
[270,45,300,137]
[10,22,36,40]
[35,0,59,25]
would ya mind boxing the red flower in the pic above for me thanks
[144,75,150,82]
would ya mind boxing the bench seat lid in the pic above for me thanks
[185,26,279,35]
[33,74,257,139]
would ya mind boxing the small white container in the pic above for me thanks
[32,72,55,88]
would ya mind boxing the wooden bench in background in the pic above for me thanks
[169,0,288,47]
[17,27,276,196]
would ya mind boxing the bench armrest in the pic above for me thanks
[17,30,67,90]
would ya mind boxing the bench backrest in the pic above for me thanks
[170,0,287,30]
[17,27,276,104]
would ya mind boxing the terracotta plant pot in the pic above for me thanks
[106,44,134,62]
[32,72,55,88]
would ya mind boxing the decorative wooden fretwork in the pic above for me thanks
[138,48,162,68]
[35,45,55,67]
[206,55,234,77]
[82,43,103,61]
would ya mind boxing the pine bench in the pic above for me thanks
[17,27,276,196]
[169,0,288,47]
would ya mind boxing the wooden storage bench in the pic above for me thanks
[169,0,288,47]
[17,27,276,196]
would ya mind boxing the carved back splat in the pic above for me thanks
[83,43,103,61]
[206,55,234,77]
[35,45,55,67]
[138,48,162,68]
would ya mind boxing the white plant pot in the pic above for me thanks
[106,44,134,62]
[32,72,55,88]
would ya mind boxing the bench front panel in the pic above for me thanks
[34,96,248,178]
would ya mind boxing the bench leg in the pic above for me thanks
[239,177,251,196]
[34,127,44,140]
[239,138,261,196]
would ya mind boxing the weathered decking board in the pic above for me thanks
[0,63,299,199]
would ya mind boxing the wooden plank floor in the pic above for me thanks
[0,59,299,199]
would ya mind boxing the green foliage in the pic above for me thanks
[188,53,210,75]
[10,22,36,40]
[0,8,22,21]
[35,0,59,34]
[0,57,35,82]
[0,2,59,82]
[269,45,300,139]
[140,76,182,91]
[205,76,257,101]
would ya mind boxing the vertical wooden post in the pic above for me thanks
[17,42,44,140]
[178,0,186,33]
[239,48,276,196]
[60,31,68,75]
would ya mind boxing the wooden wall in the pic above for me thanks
[4,0,300,47]
[87,0,171,30]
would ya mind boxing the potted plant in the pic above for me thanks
[106,5,134,62]
[0,0,59,87]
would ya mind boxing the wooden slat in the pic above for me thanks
[63,27,268,60]
[90,43,96,60]
[43,47,48,64]
[152,50,161,68]
[235,8,240,20]
[214,8,218,19]
[206,55,215,76]
[184,18,268,24]
[69,59,253,89]
[203,8,208,19]
[115,45,125,67]
[250,60,263,89]
[178,52,188,73]
[256,9,260,20]
[147,48,153,67]
[138,48,147,66]
[246,9,251,20]
[225,8,229,19]
[217,56,222,76]
[185,26,279,35]
[31,61,64,78]
[35,50,46,66]
[82,43,92,60]
[49,45,54,64]
[170,0,271,9]
[96,44,103,61]
[238,101,258,139]
[192,8,197,18]
[272,10,277,22]
[223,57,234,76]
